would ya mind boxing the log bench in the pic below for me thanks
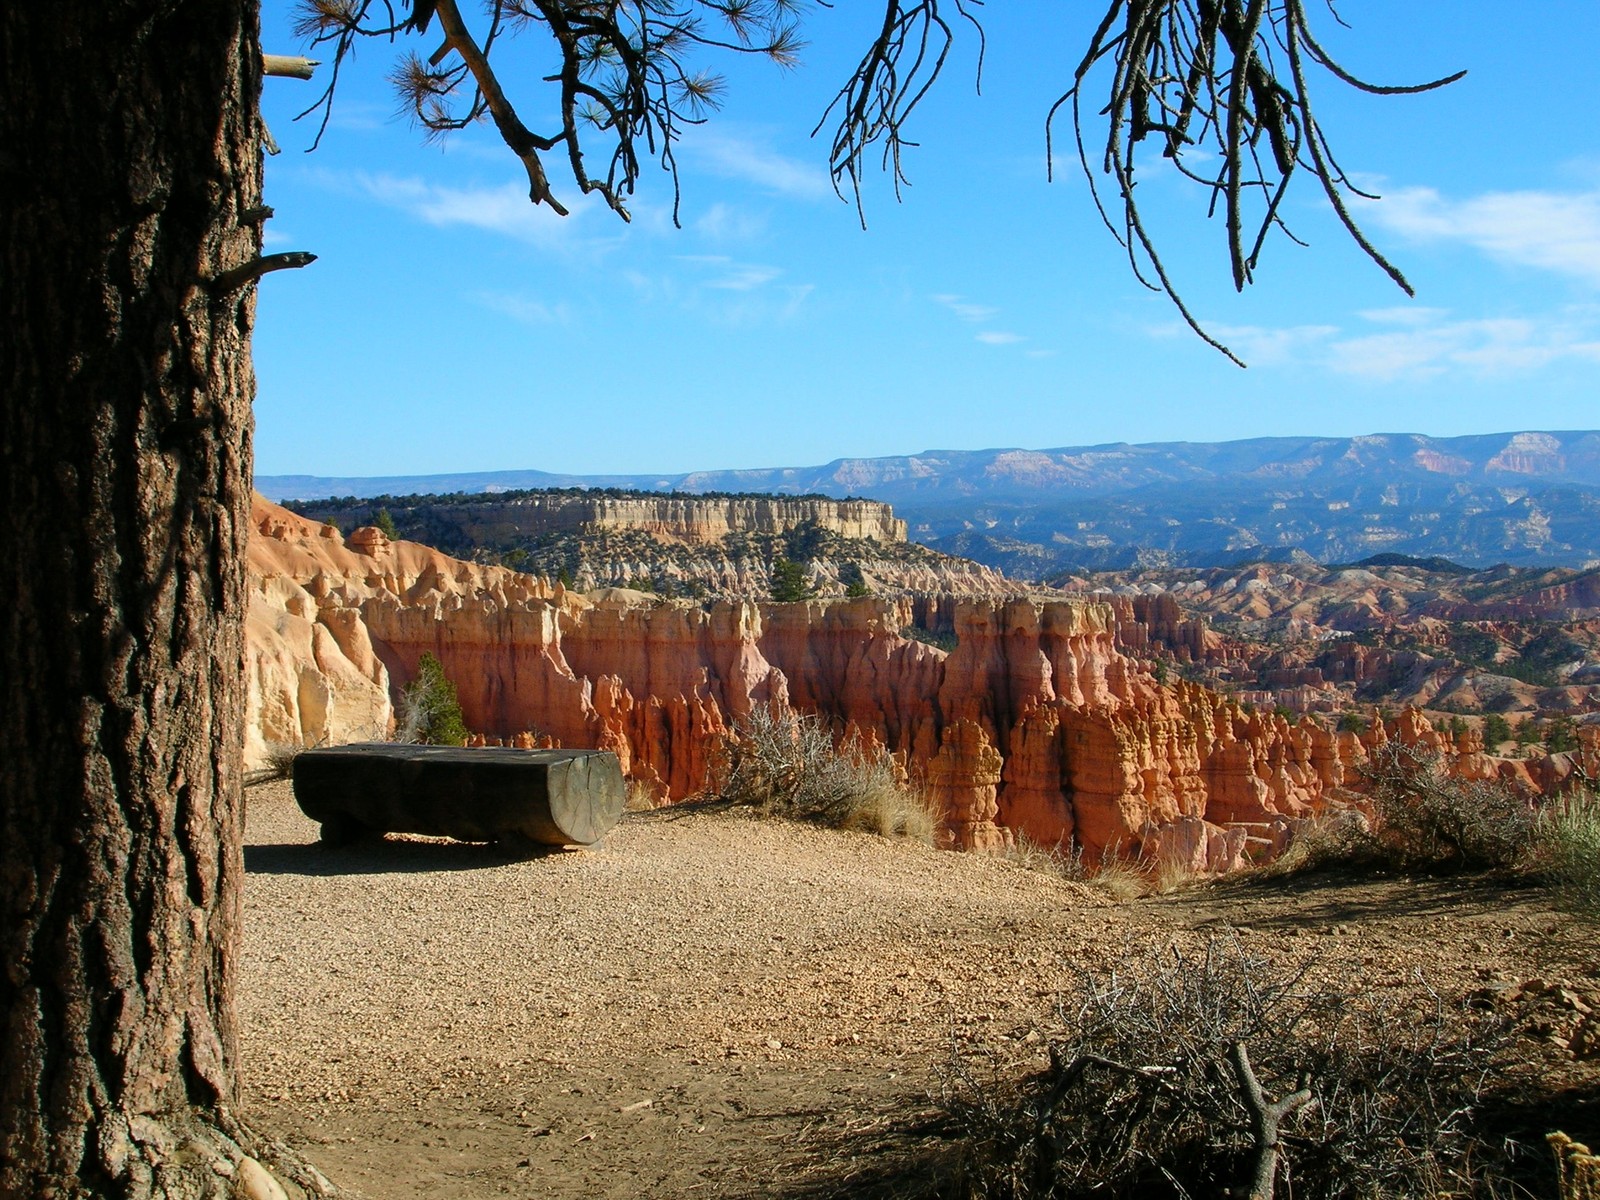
[292,744,625,850]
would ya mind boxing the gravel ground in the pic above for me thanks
[239,781,1597,1199]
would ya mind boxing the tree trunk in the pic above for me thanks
[0,2,274,1195]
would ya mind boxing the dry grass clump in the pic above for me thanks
[1002,835,1166,902]
[1549,1132,1600,1200]
[1256,809,1373,879]
[248,740,303,785]
[839,781,940,842]
[623,779,661,812]
[946,933,1513,1200]
[711,707,936,844]
[1532,789,1600,923]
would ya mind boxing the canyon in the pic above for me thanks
[248,497,1598,872]
[257,429,1600,571]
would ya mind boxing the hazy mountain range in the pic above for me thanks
[257,430,1600,572]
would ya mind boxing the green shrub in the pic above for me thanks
[397,652,470,746]
[1335,711,1368,735]
[710,708,934,841]
[900,625,959,653]
[374,506,399,540]
[1546,715,1581,753]
[1364,743,1536,870]
[841,562,871,598]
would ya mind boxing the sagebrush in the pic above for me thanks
[1364,742,1536,870]
[711,707,935,841]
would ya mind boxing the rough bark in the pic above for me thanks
[0,2,272,1195]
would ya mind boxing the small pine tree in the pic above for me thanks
[556,566,574,589]
[769,556,812,602]
[1546,715,1580,754]
[840,561,870,598]
[374,507,399,540]
[400,652,470,746]
[1482,712,1512,750]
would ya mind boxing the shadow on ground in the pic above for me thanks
[727,1102,962,1200]
[244,836,575,877]
[1150,867,1545,932]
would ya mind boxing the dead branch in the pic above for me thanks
[263,53,320,79]
[210,251,317,294]
[1229,1041,1314,1200]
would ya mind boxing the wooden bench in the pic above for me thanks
[292,744,625,851]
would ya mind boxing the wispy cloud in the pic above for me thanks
[312,169,620,255]
[680,130,832,200]
[976,330,1025,345]
[1189,307,1600,379]
[631,255,814,326]
[1365,185,1600,286]
[694,202,766,241]
[1330,313,1600,379]
[472,291,570,326]
[932,293,999,322]
[674,254,783,291]
[1204,322,1341,368]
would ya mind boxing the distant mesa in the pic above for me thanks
[257,429,1600,573]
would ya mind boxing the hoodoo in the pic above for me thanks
[246,496,1598,868]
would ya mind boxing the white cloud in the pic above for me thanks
[680,130,832,200]
[1330,315,1600,379]
[976,331,1025,345]
[932,293,999,322]
[674,254,784,291]
[1365,186,1600,286]
[1188,308,1600,379]
[708,265,783,291]
[694,202,766,241]
[1205,323,1341,368]
[472,291,570,326]
[262,227,294,248]
[317,170,620,256]
[632,256,814,326]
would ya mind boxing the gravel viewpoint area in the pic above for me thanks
[239,781,1596,1199]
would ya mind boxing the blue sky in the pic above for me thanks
[254,2,1600,479]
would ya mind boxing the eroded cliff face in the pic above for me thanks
[248,497,1591,869]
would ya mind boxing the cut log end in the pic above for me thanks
[293,744,626,849]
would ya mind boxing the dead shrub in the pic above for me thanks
[1365,743,1536,871]
[946,933,1511,1199]
[711,707,935,843]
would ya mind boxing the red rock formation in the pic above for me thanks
[246,495,1582,870]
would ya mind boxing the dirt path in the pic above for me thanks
[240,783,1598,1198]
